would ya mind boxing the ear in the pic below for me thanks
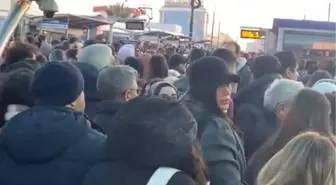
[275,104,286,121]
[124,90,132,102]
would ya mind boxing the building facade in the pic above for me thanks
[159,0,208,41]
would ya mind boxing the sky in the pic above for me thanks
[55,0,335,42]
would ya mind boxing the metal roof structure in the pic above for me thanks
[272,18,336,31]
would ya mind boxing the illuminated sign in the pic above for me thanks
[125,21,144,30]
[240,29,261,39]
[312,42,336,50]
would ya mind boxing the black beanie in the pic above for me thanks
[31,62,84,106]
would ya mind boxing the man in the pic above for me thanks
[223,41,252,90]
[274,51,299,80]
[0,62,105,185]
[94,65,139,134]
[38,34,52,58]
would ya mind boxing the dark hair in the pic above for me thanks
[189,48,205,63]
[37,35,46,43]
[248,89,333,183]
[51,40,60,47]
[251,55,281,78]
[62,41,70,50]
[35,54,48,65]
[2,61,35,73]
[26,36,35,44]
[167,53,186,69]
[69,37,78,44]
[225,41,241,55]
[103,96,206,185]
[306,70,333,87]
[325,92,335,134]
[4,42,36,67]
[66,49,78,61]
[274,51,298,75]
[0,68,35,127]
[124,56,143,77]
[49,49,66,62]
[211,48,237,67]
[149,54,168,79]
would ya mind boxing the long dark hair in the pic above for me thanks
[248,89,333,184]
[191,141,208,185]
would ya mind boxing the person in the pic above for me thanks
[222,42,252,90]
[167,53,187,76]
[182,56,246,185]
[142,79,178,100]
[257,132,335,185]
[77,44,115,70]
[306,70,333,87]
[149,54,169,79]
[124,56,143,78]
[325,92,336,134]
[2,42,36,71]
[83,96,207,185]
[25,35,35,45]
[66,48,78,63]
[246,89,334,185]
[0,68,34,128]
[139,53,152,81]
[238,79,304,159]
[274,51,298,80]
[234,56,282,150]
[38,35,52,58]
[311,79,336,94]
[94,65,139,134]
[174,48,205,96]
[49,49,67,62]
[0,62,105,185]
[117,44,135,64]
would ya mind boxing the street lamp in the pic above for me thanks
[188,0,202,48]
[0,0,59,57]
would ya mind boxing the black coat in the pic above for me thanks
[237,64,253,91]
[0,106,106,185]
[234,74,281,159]
[83,103,197,185]
[93,101,124,134]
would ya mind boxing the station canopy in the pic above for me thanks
[134,29,186,38]
[30,14,110,29]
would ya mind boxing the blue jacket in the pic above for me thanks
[0,106,106,185]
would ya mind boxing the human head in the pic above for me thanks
[274,51,298,80]
[66,48,78,62]
[139,53,152,80]
[306,70,333,87]
[258,132,335,185]
[103,96,206,184]
[117,44,135,64]
[222,41,240,57]
[211,48,237,72]
[51,40,61,48]
[4,42,36,67]
[167,53,187,75]
[124,56,143,78]
[263,79,304,121]
[188,56,240,114]
[37,35,46,43]
[97,65,138,103]
[49,49,66,62]
[142,79,178,100]
[149,54,169,79]
[188,48,205,64]
[284,88,332,136]
[251,55,281,79]
[78,44,114,70]
[31,62,85,112]
[25,36,35,45]
[83,39,97,48]
[325,92,336,134]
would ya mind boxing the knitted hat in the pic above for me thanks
[31,62,84,106]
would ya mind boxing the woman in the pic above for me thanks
[83,96,207,185]
[142,79,178,100]
[182,56,246,185]
[246,88,334,185]
[257,132,335,185]
[306,70,333,87]
[149,54,169,79]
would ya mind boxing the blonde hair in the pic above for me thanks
[257,132,335,185]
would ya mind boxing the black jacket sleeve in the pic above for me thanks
[167,171,197,185]
[201,119,245,185]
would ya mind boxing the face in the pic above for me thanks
[275,99,292,123]
[158,86,178,100]
[70,91,86,112]
[285,66,299,81]
[216,84,232,111]
[177,63,186,75]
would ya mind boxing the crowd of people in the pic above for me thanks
[0,34,335,185]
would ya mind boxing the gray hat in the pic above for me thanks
[97,65,138,100]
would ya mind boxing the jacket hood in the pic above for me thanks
[74,62,100,101]
[96,101,123,116]
[235,74,282,108]
[103,102,196,175]
[78,44,114,70]
[0,106,90,163]
[181,93,211,124]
